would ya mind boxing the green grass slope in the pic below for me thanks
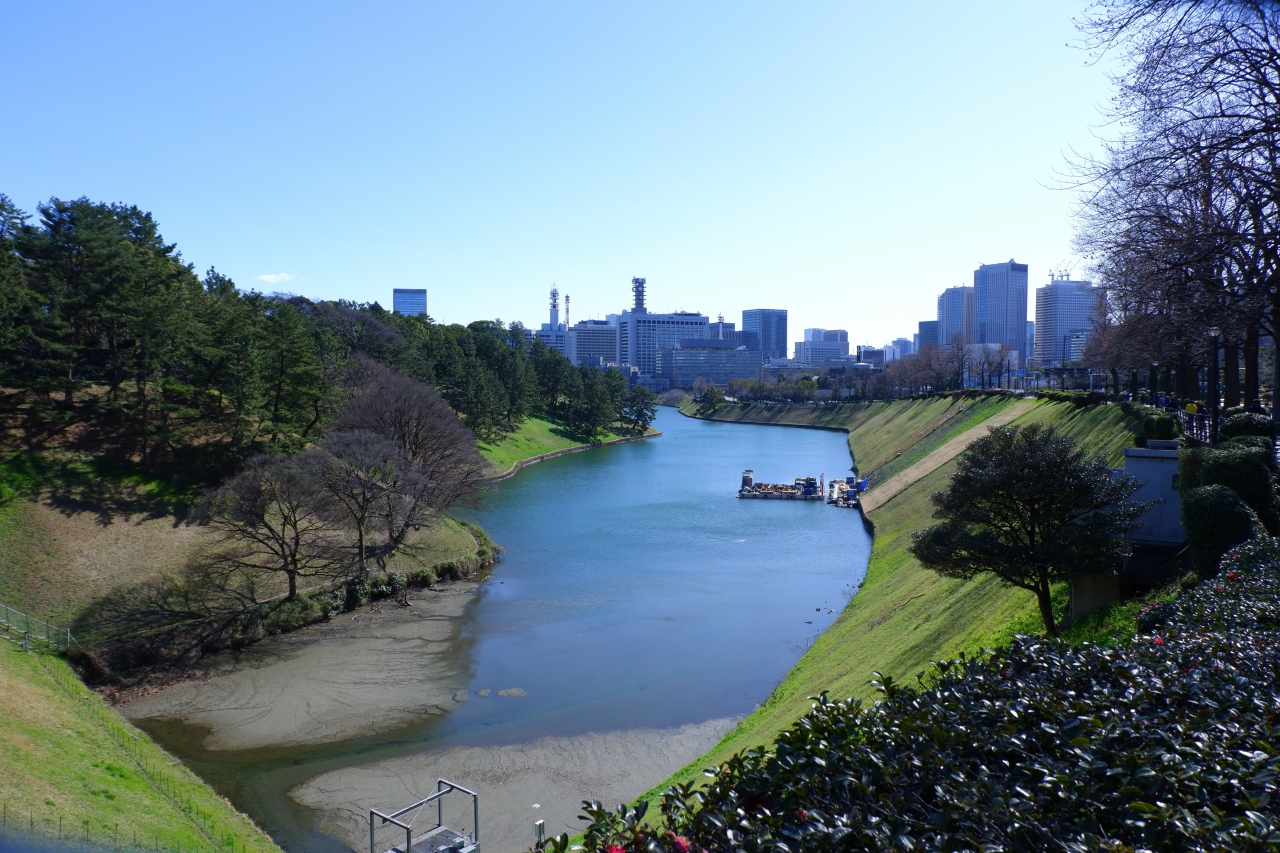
[682,396,1016,472]
[642,400,1144,800]
[0,642,280,852]
[478,415,634,478]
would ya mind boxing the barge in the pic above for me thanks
[737,469,824,500]
[827,475,863,509]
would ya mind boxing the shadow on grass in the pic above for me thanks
[1,452,202,527]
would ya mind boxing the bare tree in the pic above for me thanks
[312,429,412,576]
[336,357,486,550]
[198,454,347,599]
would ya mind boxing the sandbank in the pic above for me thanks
[292,717,736,853]
[120,582,480,750]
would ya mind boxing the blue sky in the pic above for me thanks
[3,2,1115,348]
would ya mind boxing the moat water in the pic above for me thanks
[138,407,873,851]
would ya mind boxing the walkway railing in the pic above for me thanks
[0,602,78,652]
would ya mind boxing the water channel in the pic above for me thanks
[134,408,873,852]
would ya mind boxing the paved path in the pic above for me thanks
[860,400,1039,513]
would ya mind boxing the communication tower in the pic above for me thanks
[631,277,647,313]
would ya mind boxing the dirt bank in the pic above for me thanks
[292,717,736,853]
[120,582,481,750]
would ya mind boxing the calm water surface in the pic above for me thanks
[141,408,872,851]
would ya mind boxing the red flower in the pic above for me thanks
[1228,572,1238,580]
[1233,554,1240,560]
[796,809,809,822]
[666,833,691,853]
[606,846,626,853]
[1216,585,1225,591]
[1152,637,1165,646]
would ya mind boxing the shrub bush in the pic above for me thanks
[345,577,370,610]
[1221,412,1273,440]
[1221,434,1276,454]
[1181,484,1265,578]
[548,559,1280,853]
[1181,446,1280,534]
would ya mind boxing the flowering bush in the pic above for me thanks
[541,542,1280,852]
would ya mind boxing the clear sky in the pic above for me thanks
[3,2,1116,351]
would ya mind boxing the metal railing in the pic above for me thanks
[0,602,78,652]
[370,779,479,853]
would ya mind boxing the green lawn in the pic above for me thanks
[478,416,629,477]
[640,400,1144,803]
[0,642,280,852]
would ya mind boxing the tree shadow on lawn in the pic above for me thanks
[4,452,199,527]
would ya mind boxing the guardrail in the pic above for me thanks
[0,602,78,652]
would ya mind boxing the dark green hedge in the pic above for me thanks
[543,544,1280,853]
[1181,446,1280,536]
[1220,412,1274,440]
[1181,484,1266,578]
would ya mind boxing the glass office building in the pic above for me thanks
[392,288,428,316]
[742,309,788,360]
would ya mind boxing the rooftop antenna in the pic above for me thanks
[565,294,570,328]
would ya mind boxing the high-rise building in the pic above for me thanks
[1034,277,1098,367]
[936,286,974,348]
[795,340,848,364]
[917,320,939,350]
[742,309,789,360]
[567,319,619,366]
[534,288,568,356]
[392,288,427,316]
[801,328,850,352]
[615,278,709,375]
[890,337,914,356]
[974,260,1030,359]
[1025,321,1036,367]
[856,345,886,367]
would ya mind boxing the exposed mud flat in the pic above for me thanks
[291,718,737,853]
[121,582,480,750]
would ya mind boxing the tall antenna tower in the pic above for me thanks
[631,277,647,313]
[564,294,570,328]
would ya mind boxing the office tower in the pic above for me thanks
[917,320,939,350]
[936,286,974,347]
[801,328,850,356]
[973,260,1030,358]
[567,319,619,366]
[891,337,913,356]
[856,345,886,367]
[1034,276,1098,367]
[616,278,709,375]
[392,288,427,316]
[795,340,848,364]
[742,309,789,359]
[1025,321,1036,367]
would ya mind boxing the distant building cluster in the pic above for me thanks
[390,260,1106,391]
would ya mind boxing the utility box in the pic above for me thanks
[1123,446,1185,546]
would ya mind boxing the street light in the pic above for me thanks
[1149,361,1159,407]
[1208,327,1222,444]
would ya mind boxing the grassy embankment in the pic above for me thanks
[643,399,1146,799]
[1,641,280,852]
[478,414,650,479]
[0,434,507,850]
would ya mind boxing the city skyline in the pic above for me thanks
[4,2,1117,350]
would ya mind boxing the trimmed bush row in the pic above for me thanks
[544,541,1280,852]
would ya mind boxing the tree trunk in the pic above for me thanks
[1224,343,1240,409]
[1245,326,1260,406]
[1036,576,1057,638]
[357,523,367,578]
[287,570,298,600]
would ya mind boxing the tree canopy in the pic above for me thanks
[910,424,1150,635]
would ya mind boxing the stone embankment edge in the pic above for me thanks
[480,430,661,484]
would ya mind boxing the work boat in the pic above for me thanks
[737,469,824,500]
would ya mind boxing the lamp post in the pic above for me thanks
[1149,361,1159,407]
[1208,327,1222,444]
